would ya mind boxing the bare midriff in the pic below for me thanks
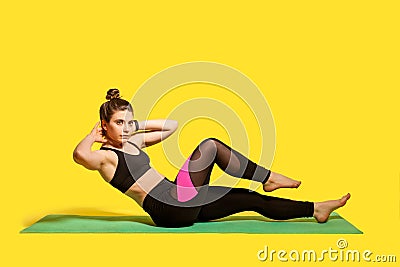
[122,167,167,207]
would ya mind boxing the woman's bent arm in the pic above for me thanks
[73,122,107,170]
[135,119,178,147]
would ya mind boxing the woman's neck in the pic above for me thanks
[104,139,124,149]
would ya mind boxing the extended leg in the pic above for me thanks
[197,187,351,223]
[197,186,314,221]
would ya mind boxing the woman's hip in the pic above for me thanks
[142,177,204,227]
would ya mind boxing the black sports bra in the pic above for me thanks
[100,141,151,193]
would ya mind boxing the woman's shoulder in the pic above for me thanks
[73,147,115,171]
[98,146,119,158]
[96,148,118,168]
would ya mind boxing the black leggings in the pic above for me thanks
[142,138,314,227]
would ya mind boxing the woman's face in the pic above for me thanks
[102,110,135,144]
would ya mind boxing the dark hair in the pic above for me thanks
[99,88,133,135]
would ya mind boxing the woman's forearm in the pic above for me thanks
[133,119,178,146]
[137,119,178,132]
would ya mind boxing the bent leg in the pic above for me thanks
[174,137,271,202]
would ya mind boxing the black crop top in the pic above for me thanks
[100,141,151,193]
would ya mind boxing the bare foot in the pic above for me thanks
[263,171,301,192]
[313,193,351,223]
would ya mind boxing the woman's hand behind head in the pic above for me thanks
[89,121,107,144]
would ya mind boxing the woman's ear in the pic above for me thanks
[101,120,107,136]
[101,120,107,130]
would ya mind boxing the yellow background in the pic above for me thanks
[1,1,399,266]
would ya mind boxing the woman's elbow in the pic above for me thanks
[169,120,178,131]
[73,149,85,165]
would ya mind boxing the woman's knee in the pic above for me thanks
[200,137,221,146]
[199,138,220,153]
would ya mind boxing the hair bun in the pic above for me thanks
[106,88,120,100]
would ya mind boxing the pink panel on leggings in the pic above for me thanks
[176,153,198,202]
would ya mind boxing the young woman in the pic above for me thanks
[73,89,351,228]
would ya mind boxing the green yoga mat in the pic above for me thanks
[20,212,362,234]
